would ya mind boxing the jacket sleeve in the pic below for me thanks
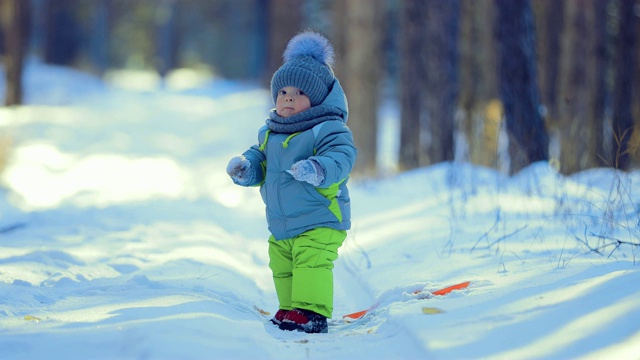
[309,121,357,188]
[239,126,268,187]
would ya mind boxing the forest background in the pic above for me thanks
[1,0,639,178]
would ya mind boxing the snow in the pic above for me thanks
[1,62,639,359]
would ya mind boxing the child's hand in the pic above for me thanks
[287,159,325,187]
[226,155,253,185]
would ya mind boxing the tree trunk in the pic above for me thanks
[423,0,460,165]
[1,0,28,106]
[398,0,426,171]
[343,0,381,177]
[264,0,301,89]
[533,0,564,131]
[589,0,608,169]
[44,0,80,66]
[556,0,607,174]
[155,0,178,79]
[89,0,110,76]
[610,0,638,170]
[496,0,549,174]
[631,0,640,168]
[459,0,499,168]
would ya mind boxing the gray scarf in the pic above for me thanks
[266,105,344,134]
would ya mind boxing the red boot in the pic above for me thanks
[278,308,328,334]
[270,309,289,326]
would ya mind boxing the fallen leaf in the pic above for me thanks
[24,315,42,322]
[421,307,445,315]
[254,306,271,316]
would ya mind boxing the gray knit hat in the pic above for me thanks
[271,31,336,107]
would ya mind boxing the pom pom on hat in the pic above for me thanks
[283,31,335,67]
[271,31,336,107]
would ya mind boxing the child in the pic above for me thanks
[226,31,356,334]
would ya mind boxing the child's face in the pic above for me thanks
[275,86,311,117]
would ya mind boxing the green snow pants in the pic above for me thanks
[268,227,347,319]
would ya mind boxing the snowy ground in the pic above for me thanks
[1,62,639,359]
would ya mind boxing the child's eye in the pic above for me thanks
[297,90,305,95]
[279,90,286,95]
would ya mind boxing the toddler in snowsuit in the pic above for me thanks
[226,31,356,334]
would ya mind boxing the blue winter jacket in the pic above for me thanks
[239,80,357,240]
